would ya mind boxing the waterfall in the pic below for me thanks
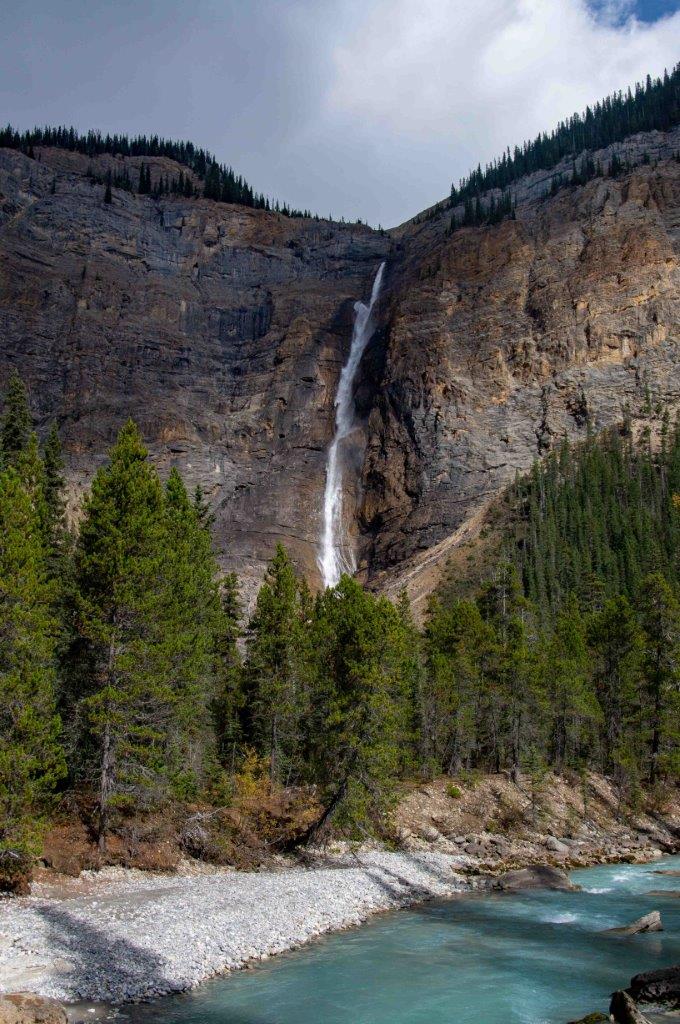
[319,261,385,589]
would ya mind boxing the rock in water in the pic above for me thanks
[493,865,578,891]
[607,911,663,935]
[0,994,67,1024]
[628,963,680,1005]
[609,990,652,1024]
[566,1013,609,1023]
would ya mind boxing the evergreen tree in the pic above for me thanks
[74,422,178,845]
[304,577,412,838]
[424,598,493,773]
[243,544,310,785]
[588,595,642,780]
[42,422,68,569]
[162,467,222,795]
[0,468,65,889]
[0,372,32,466]
[544,595,599,768]
[637,572,680,784]
[213,572,243,765]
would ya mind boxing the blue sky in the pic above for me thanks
[606,0,677,20]
[1,0,678,226]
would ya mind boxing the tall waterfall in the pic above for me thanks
[319,261,385,589]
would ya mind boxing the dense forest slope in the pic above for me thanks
[0,116,679,602]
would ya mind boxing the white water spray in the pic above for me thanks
[319,262,385,588]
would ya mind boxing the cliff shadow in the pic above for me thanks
[34,902,171,1003]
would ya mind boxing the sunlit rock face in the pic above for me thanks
[360,128,680,603]
[1,128,679,605]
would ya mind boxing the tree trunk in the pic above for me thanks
[286,749,360,851]
[97,720,114,852]
[97,635,117,852]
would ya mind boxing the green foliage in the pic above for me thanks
[0,123,312,217]
[2,371,678,876]
[0,371,32,467]
[308,576,414,835]
[508,427,680,620]
[243,544,311,786]
[637,573,680,784]
[445,783,462,799]
[430,423,680,795]
[447,65,679,215]
[0,467,65,884]
[74,423,221,843]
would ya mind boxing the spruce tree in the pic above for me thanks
[0,468,65,889]
[305,577,412,838]
[0,372,32,467]
[75,421,175,845]
[162,467,221,795]
[544,595,599,768]
[638,573,680,784]
[42,423,69,571]
[214,572,243,765]
[243,544,310,785]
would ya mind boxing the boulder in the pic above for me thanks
[493,865,578,892]
[566,1014,608,1024]
[609,990,652,1024]
[607,911,663,935]
[545,836,570,855]
[0,994,67,1024]
[628,963,680,1006]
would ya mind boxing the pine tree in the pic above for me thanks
[243,544,310,785]
[0,468,65,889]
[0,372,32,467]
[638,573,680,784]
[424,598,493,774]
[213,572,243,765]
[193,483,215,529]
[75,421,176,846]
[304,577,412,838]
[42,423,68,568]
[162,467,221,796]
[588,594,642,779]
[544,595,599,768]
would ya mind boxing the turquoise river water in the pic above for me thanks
[126,855,680,1024]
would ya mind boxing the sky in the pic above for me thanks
[1,0,679,226]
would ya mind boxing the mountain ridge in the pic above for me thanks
[0,113,678,605]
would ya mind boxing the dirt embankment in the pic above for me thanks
[394,770,680,871]
[32,770,679,894]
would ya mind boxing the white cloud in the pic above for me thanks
[318,0,680,220]
[2,0,678,226]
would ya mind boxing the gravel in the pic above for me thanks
[0,852,472,1005]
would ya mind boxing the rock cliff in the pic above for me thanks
[1,129,679,604]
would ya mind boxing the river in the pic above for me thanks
[125,856,680,1024]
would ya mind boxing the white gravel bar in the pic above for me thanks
[0,852,471,1004]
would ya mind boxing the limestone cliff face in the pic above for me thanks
[0,146,388,597]
[0,130,679,604]
[358,128,680,606]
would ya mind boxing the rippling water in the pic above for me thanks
[126,856,680,1024]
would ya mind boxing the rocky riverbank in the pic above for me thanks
[0,852,478,1006]
[1,770,677,1010]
